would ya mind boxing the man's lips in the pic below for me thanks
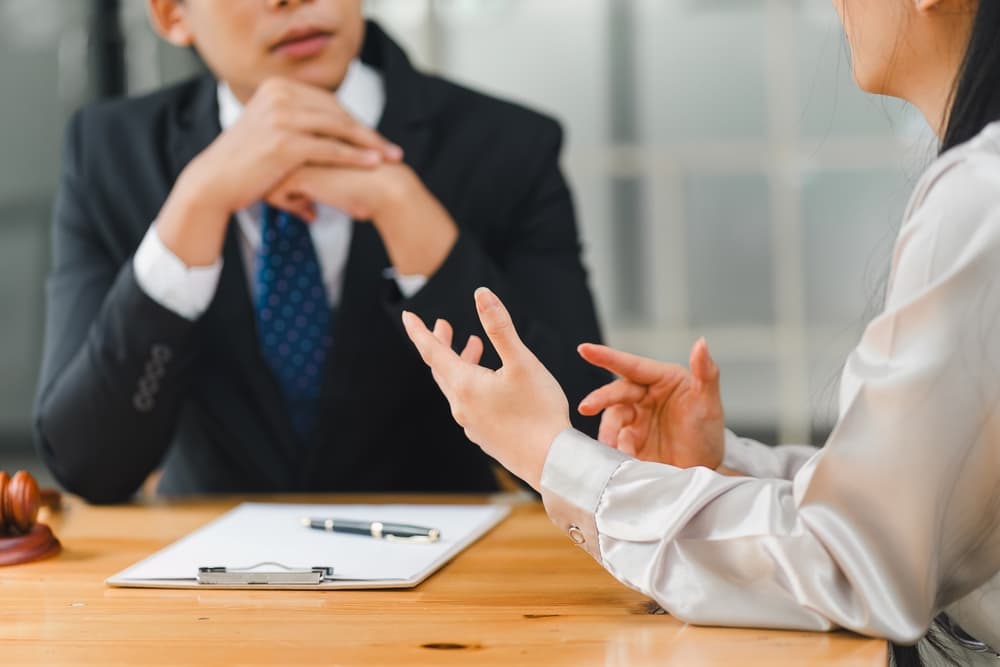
[271,28,334,59]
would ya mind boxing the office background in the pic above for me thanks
[0,0,934,479]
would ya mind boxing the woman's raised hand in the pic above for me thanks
[402,288,571,491]
[577,340,725,470]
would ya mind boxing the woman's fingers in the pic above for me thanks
[460,335,484,364]
[689,337,721,400]
[617,425,642,459]
[597,404,636,448]
[474,288,529,366]
[578,343,680,385]
[578,379,647,416]
[436,325,483,366]
[402,311,466,392]
[432,319,454,348]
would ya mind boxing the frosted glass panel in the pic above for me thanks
[0,55,63,200]
[635,0,768,142]
[718,360,778,429]
[431,1,609,146]
[684,172,774,327]
[0,0,88,441]
[0,0,87,200]
[802,169,909,326]
[0,209,47,427]
[563,162,616,327]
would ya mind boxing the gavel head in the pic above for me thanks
[0,471,40,536]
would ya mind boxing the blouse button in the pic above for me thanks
[568,524,586,545]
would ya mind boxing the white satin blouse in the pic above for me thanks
[540,122,1000,654]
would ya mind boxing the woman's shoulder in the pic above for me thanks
[891,124,1000,291]
[910,122,1000,219]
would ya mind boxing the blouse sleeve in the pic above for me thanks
[720,430,818,480]
[539,163,1000,644]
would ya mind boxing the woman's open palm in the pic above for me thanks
[578,340,725,470]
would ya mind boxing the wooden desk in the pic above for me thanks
[1,496,886,666]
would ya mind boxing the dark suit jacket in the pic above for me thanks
[34,23,607,503]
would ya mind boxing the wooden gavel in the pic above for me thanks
[0,471,61,566]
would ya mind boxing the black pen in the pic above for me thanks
[301,517,442,543]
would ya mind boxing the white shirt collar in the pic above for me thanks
[217,59,387,131]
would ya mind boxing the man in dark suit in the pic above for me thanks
[34,0,606,503]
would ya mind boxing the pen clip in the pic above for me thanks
[197,562,335,585]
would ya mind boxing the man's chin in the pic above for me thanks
[275,57,352,92]
[285,71,346,90]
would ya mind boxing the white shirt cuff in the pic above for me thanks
[382,268,428,298]
[133,223,223,321]
[539,429,629,562]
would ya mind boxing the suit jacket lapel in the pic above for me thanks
[166,75,219,181]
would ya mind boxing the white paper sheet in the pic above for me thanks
[108,503,510,589]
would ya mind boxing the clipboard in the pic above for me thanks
[107,503,510,590]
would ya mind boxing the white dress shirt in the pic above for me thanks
[133,59,426,321]
[540,121,1000,655]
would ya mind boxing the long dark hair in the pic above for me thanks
[892,2,1000,665]
[940,0,1000,153]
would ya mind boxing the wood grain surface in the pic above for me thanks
[0,495,887,666]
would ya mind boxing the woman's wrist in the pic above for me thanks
[520,417,573,492]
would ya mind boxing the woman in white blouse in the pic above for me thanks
[402,0,1000,664]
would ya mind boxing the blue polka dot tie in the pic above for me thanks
[255,205,333,440]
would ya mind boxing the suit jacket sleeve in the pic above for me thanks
[387,120,608,435]
[33,110,201,504]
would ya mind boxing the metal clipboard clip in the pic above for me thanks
[197,562,335,585]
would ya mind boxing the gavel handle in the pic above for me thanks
[39,488,62,512]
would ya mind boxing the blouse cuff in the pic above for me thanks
[539,429,629,562]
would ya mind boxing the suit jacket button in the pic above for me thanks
[133,393,154,413]
[139,376,159,396]
[151,344,173,364]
